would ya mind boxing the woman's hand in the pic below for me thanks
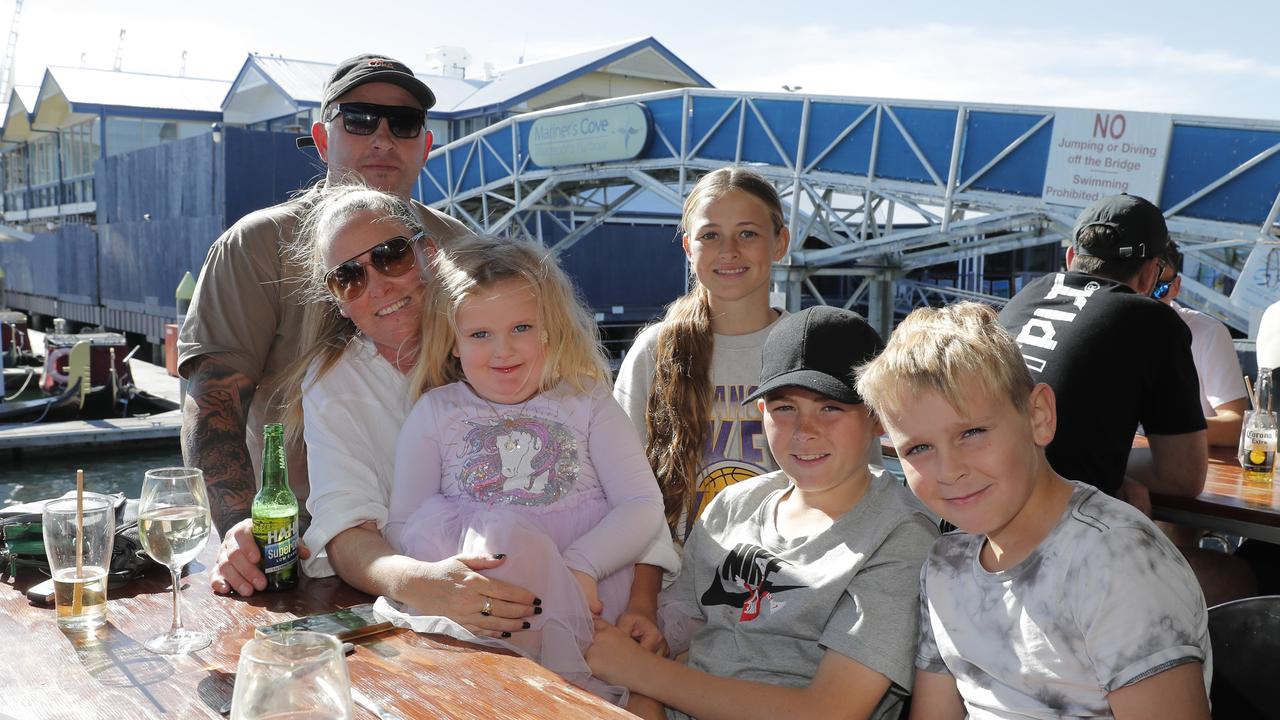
[395,553,541,638]
[210,517,311,596]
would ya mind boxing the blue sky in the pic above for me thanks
[11,0,1280,120]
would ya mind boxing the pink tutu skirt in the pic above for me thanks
[398,492,634,703]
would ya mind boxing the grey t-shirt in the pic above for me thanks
[662,467,938,720]
[917,481,1212,719]
[613,313,785,542]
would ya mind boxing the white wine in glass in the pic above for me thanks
[139,467,212,654]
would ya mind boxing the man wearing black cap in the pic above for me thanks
[998,193,1207,500]
[178,54,468,583]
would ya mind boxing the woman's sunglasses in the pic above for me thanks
[324,232,424,303]
[325,102,425,139]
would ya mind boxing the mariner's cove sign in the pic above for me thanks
[527,103,651,167]
[1042,109,1173,208]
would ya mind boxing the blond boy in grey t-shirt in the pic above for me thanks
[857,302,1211,720]
[589,307,937,719]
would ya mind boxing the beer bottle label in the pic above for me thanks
[1246,428,1277,445]
[253,514,299,575]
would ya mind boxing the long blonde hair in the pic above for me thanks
[410,235,609,398]
[280,181,426,447]
[644,166,786,532]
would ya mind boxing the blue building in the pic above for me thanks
[0,38,711,353]
[1,36,1277,356]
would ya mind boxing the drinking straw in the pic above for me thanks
[73,468,84,615]
[1246,375,1258,411]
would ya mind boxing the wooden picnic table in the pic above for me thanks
[0,534,631,719]
[1150,444,1280,544]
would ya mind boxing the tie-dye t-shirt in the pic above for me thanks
[917,481,1211,719]
[614,313,785,542]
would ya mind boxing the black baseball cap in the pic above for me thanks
[1072,193,1169,260]
[743,306,885,405]
[297,53,435,149]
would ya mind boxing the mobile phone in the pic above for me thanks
[25,577,56,604]
[255,603,394,641]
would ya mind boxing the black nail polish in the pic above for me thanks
[522,621,531,629]
[501,631,512,638]
[493,553,507,560]
[533,597,542,606]
[534,606,543,615]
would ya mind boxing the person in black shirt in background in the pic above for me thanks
[998,194,1207,505]
[999,194,1263,605]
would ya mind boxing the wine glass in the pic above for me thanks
[138,466,213,654]
[230,631,354,719]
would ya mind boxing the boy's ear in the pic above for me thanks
[866,406,884,437]
[756,398,766,414]
[1027,383,1057,446]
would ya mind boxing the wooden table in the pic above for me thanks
[1151,445,1280,544]
[0,538,631,719]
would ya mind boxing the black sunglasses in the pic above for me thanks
[324,232,424,303]
[325,102,425,139]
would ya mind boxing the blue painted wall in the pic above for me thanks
[0,129,321,325]
[0,224,97,302]
[554,222,686,318]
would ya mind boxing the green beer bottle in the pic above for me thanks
[252,423,299,591]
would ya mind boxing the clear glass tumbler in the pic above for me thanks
[230,630,355,720]
[42,493,115,632]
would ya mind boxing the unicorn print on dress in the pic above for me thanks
[457,415,579,505]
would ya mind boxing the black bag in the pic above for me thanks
[0,492,160,589]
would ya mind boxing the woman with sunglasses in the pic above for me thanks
[225,182,540,633]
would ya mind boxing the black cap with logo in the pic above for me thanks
[1072,193,1170,260]
[743,306,885,405]
[297,53,435,149]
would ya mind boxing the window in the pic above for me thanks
[104,116,211,156]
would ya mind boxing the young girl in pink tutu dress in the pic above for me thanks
[382,235,667,703]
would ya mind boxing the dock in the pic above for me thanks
[0,329,182,452]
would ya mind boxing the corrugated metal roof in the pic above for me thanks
[226,38,706,119]
[44,66,230,113]
[448,38,641,114]
[242,54,486,111]
[243,55,332,105]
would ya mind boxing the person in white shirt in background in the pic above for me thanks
[1258,299,1280,374]
[1151,241,1246,447]
[1151,240,1258,606]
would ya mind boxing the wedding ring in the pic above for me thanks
[481,597,493,616]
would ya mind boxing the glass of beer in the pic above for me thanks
[230,631,354,719]
[139,467,212,654]
[42,493,115,632]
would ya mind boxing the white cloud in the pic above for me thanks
[698,23,1280,120]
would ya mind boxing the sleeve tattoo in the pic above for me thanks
[181,356,258,533]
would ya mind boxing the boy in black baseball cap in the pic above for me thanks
[587,306,937,720]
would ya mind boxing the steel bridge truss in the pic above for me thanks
[421,89,1280,335]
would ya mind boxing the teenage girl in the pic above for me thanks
[612,166,790,647]
[384,236,667,701]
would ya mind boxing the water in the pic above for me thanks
[0,442,182,506]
